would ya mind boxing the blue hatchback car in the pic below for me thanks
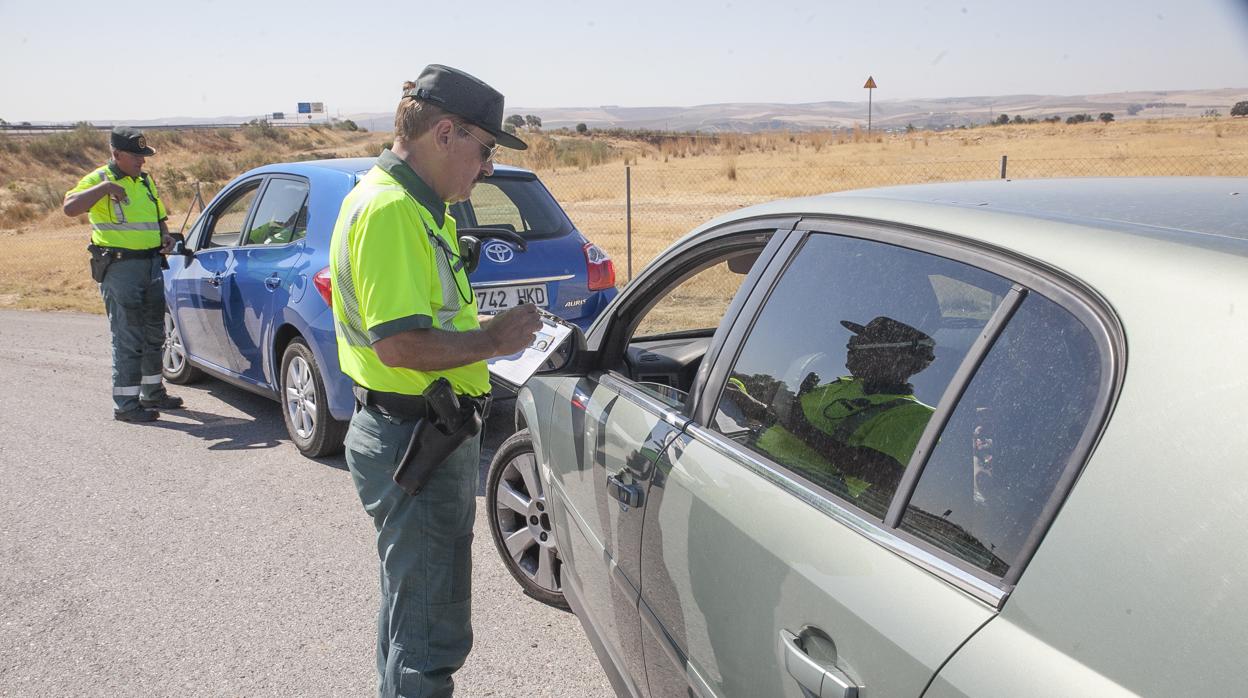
[161,157,617,456]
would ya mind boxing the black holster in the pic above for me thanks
[87,244,114,283]
[392,378,484,496]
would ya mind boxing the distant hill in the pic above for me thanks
[21,88,1247,134]
[348,87,1248,133]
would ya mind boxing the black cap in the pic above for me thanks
[842,316,935,354]
[404,64,527,151]
[110,126,155,156]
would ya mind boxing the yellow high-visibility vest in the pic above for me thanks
[67,164,167,249]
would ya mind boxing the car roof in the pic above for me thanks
[244,157,534,179]
[729,177,1248,252]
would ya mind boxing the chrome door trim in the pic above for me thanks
[472,274,575,287]
[600,371,692,431]
[682,424,1007,607]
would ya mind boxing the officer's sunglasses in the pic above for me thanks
[456,124,498,163]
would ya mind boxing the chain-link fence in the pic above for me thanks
[3,154,1246,313]
[546,154,1248,285]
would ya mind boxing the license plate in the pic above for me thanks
[475,284,548,312]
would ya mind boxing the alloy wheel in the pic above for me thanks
[162,313,187,374]
[493,449,562,594]
[284,354,317,439]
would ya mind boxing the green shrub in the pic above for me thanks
[553,139,616,170]
[13,179,65,212]
[187,155,232,182]
[242,119,289,143]
[23,124,106,169]
[2,202,41,224]
[232,148,271,172]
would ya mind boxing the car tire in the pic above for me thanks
[279,338,347,458]
[486,429,570,611]
[162,310,204,385]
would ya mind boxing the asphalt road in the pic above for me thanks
[0,309,612,697]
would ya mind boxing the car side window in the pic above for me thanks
[204,181,261,249]
[244,178,309,246]
[622,250,760,407]
[633,254,755,340]
[711,233,1011,519]
[899,292,1102,578]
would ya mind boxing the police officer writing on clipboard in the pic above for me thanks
[328,65,541,697]
[63,126,182,422]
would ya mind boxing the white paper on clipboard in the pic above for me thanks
[487,310,575,389]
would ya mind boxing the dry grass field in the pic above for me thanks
[1,117,1245,313]
[0,125,382,311]
[525,117,1248,276]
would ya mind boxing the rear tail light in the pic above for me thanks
[313,267,333,306]
[583,242,615,291]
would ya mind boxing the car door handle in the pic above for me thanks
[606,473,643,508]
[264,275,281,290]
[779,629,859,698]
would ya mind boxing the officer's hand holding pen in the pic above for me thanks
[485,303,543,356]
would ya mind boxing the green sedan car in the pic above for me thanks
[486,177,1248,697]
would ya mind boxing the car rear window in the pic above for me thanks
[450,177,573,240]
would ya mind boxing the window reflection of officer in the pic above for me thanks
[750,316,937,497]
[328,65,541,697]
[62,126,182,422]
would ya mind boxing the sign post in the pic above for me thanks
[864,76,877,133]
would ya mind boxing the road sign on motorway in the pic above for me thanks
[297,102,311,114]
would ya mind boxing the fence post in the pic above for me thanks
[178,181,205,235]
[1000,155,1008,179]
[625,165,632,282]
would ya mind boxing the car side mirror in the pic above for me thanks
[168,232,193,257]
[459,235,481,274]
[536,322,592,376]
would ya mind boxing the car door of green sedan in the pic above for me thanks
[541,223,791,697]
[543,371,684,697]
[636,226,1045,697]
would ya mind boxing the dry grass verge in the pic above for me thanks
[1,117,1245,313]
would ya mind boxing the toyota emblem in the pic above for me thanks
[484,242,514,264]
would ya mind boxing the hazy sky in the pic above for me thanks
[3,0,1247,122]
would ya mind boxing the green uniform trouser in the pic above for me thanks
[345,404,479,698]
[99,256,170,413]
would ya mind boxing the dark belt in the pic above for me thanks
[91,245,161,260]
[352,385,490,421]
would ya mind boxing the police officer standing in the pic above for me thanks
[329,65,541,697]
[63,126,183,422]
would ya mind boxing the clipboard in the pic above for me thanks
[487,309,577,390]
